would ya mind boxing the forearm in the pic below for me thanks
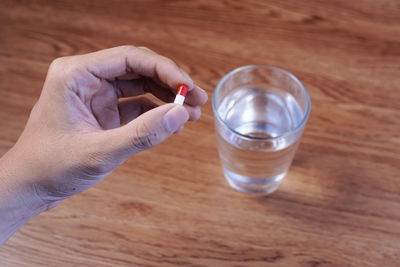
[0,148,48,244]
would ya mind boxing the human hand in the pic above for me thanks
[1,46,207,209]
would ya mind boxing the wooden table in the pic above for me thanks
[1,1,399,266]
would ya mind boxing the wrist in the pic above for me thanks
[0,147,53,244]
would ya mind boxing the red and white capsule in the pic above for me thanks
[174,84,188,105]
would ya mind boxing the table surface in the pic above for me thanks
[1,1,400,266]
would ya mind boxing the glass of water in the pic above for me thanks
[212,65,311,195]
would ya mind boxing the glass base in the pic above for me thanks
[223,169,286,196]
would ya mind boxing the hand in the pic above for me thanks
[0,46,207,243]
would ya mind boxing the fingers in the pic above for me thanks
[183,104,202,121]
[118,97,202,125]
[50,46,208,107]
[187,84,208,106]
[103,104,189,157]
[82,45,193,91]
[82,46,208,105]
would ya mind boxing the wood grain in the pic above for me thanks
[1,0,400,266]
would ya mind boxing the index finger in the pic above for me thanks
[81,45,194,92]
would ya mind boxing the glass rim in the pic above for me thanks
[212,64,311,141]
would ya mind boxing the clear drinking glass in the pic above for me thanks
[212,65,311,195]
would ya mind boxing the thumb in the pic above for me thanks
[105,103,189,159]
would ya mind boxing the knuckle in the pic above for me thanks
[137,46,155,53]
[160,56,176,66]
[120,45,137,53]
[48,56,83,91]
[49,56,73,77]
[130,124,158,151]
[49,56,68,72]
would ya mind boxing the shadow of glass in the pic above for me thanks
[251,144,400,235]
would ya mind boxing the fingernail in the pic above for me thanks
[163,105,189,133]
[196,84,206,93]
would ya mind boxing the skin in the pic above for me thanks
[0,46,208,244]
